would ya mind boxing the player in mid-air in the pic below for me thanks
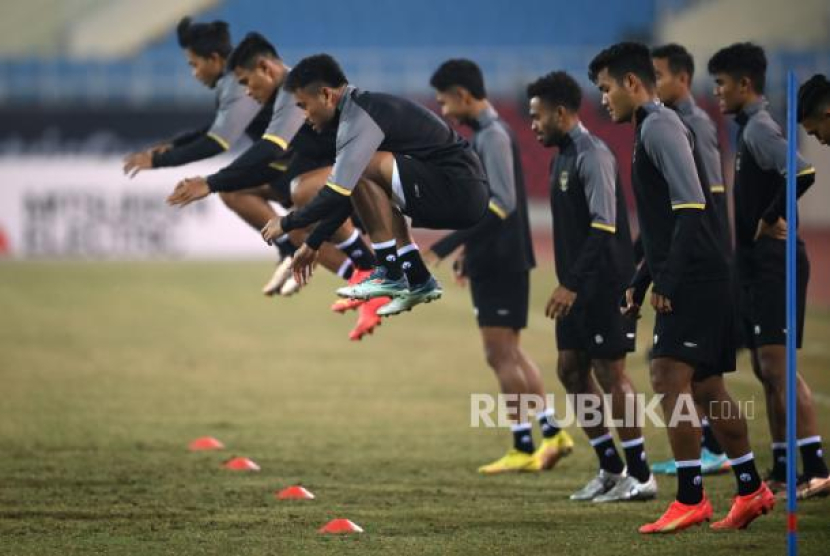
[425,59,574,474]
[798,73,830,145]
[123,18,266,179]
[649,43,731,476]
[165,33,387,340]
[590,42,773,533]
[528,70,654,502]
[709,43,829,499]
[261,54,490,317]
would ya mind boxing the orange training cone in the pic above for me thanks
[276,486,316,500]
[319,518,364,534]
[223,457,260,471]
[188,436,225,451]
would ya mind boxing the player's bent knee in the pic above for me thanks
[556,361,587,393]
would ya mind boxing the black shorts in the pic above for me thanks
[470,271,529,330]
[394,149,488,230]
[738,237,809,349]
[269,124,336,204]
[555,281,636,359]
[651,279,736,381]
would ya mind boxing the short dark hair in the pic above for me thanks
[588,42,656,88]
[176,17,232,59]
[798,74,830,123]
[284,54,348,93]
[707,42,767,94]
[651,43,695,81]
[526,71,582,112]
[429,59,487,100]
[227,32,280,71]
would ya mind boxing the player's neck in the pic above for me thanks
[739,91,764,112]
[673,91,692,108]
[631,92,660,123]
[269,60,288,87]
[470,100,493,121]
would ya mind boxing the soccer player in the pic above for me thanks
[165,34,385,340]
[590,42,773,533]
[260,54,490,317]
[709,43,829,499]
[798,73,830,145]
[425,59,573,474]
[528,71,654,502]
[650,43,730,476]
[123,17,265,184]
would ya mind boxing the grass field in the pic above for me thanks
[2,261,829,555]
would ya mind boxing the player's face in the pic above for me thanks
[802,109,830,145]
[653,57,685,106]
[234,61,277,104]
[596,68,633,123]
[185,49,224,88]
[434,89,466,124]
[293,86,338,132]
[712,72,743,114]
[529,97,561,147]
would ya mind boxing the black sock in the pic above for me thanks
[799,437,830,479]
[590,434,624,474]
[336,230,376,271]
[397,244,431,286]
[536,408,560,439]
[676,461,703,504]
[771,443,787,480]
[730,452,762,496]
[371,240,402,280]
[512,423,535,454]
[701,418,724,455]
[622,437,651,482]
[275,234,296,259]
[337,259,354,281]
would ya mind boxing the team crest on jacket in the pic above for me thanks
[559,170,569,191]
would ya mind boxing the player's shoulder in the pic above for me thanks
[477,118,512,146]
[686,105,717,135]
[574,128,614,166]
[744,107,781,140]
[641,105,689,147]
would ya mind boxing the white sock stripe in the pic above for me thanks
[620,437,645,449]
[277,233,291,244]
[336,259,353,278]
[510,422,532,432]
[728,452,755,466]
[335,230,360,250]
[589,433,613,447]
[371,239,397,250]
[536,407,555,421]
[771,442,788,449]
[675,459,702,468]
[797,436,822,447]
[397,243,419,256]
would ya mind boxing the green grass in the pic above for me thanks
[1,261,829,555]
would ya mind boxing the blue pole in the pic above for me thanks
[785,70,798,556]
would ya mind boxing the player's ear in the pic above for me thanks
[256,57,269,74]
[738,75,752,94]
[624,72,637,92]
[321,86,335,106]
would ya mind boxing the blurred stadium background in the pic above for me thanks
[1,0,829,302]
